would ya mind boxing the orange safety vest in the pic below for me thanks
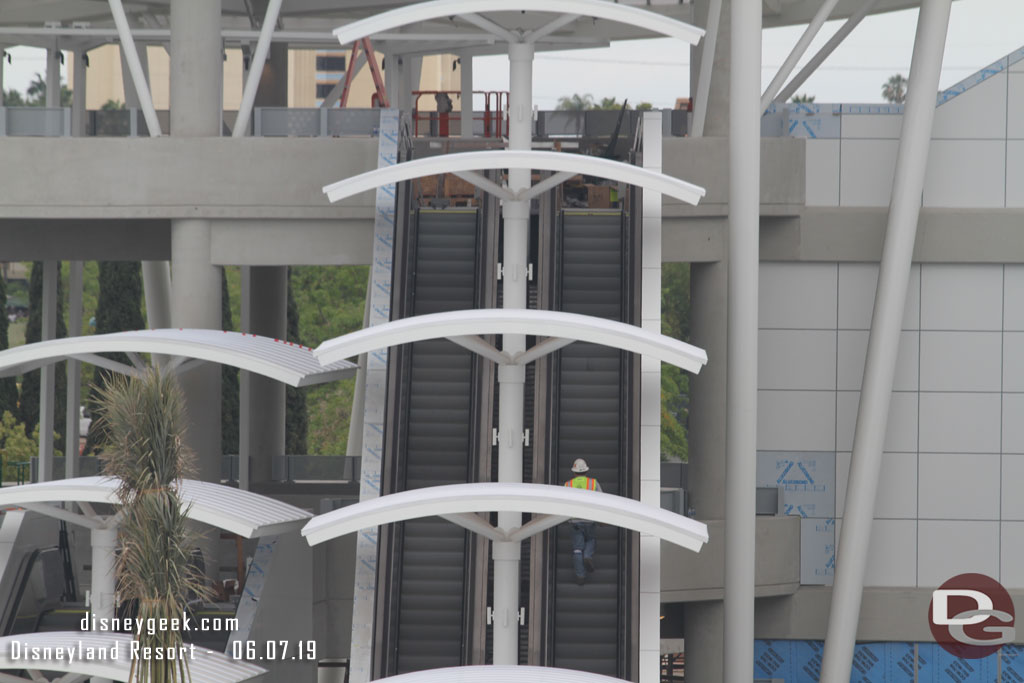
[565,476,598,491]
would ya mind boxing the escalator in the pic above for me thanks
[376,205,494,676]
[535,207,639,678]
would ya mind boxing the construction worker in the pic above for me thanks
[564,458,602,586]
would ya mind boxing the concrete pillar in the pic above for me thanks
[91,525,118,683]
[683,601,724,683]
[240,266,287,489]
[38,261,58,482]
[690,0,730,137]
[142,261,172,329]
[724,0,760,680]
[65,262,83,478]
[46,42,61,107]
[0,46,5,100]
[71,50,87,137]
[459,52,473,138]
[169,0,223,490]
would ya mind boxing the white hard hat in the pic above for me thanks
[571,458,589,473]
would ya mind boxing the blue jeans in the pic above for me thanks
[570,522,596,578]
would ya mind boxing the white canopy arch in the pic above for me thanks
[332,0,705,47]
[323,150,706,207]
[0,329,356,388]
[314,308,708,375]
[0,476,312,538]
[364,664,630,683]
[0,632,266,682]
[301,483,709,552]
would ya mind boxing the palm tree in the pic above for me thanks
[882,73,908,104]
[790,93,816,103]
[97,369,209,683]
[556,93,595,111]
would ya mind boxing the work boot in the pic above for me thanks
[584,558,595,574]
[575,575,585,586]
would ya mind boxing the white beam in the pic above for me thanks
[820,2,952,681]
[233,0,283,137]
[509,336,575,366]
[456,13,518,43]
[323,150,706,207]
[525,14,579,44]
[691,0,721,138]
[108,0,162,136]
[760,0,841,112]
[446,335,510,365]
[451,170,514,201]
[518,171,576,201]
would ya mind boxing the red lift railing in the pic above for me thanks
[412,90,509,138]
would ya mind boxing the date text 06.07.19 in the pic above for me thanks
[230,640,317,661]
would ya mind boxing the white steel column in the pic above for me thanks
[109,0,162,135]
[492,39,533,666]
[759,0,840,111]
[46,42,61,107]
[65,262,83,479]
[774,0,881,105]
[460,52,473,138]
[38,261,59,483]
[638,111,663,683]
[724,0,759,680]
[233,0,283,137]
[690,0,721,138]
[90,525,118,683]
[820,2,952,681]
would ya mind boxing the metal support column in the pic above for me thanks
[820,3,952,681]
[110,0,162,135]
[691,0,721,138]
[492,39,533,666]
[90,525,118,683]
[233,0,283,137]
[724,0,760,680]
[38,261,59,483]
[760,0,840,110]
[460,52,473,138]
[65,262,83,479]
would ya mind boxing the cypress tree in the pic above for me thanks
[285,268,307,455]
[82,262,144,455]
[221,268,239,455]
[20,262,68,454]
[0,273,19,416]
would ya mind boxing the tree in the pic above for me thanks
[882,73,908,104]
[82,262,144,455]
[2,89,25,106]
[0,412,39,483]
[101,99,125,111]
[661,262,691,461]
[0,275,19,417]
[285,269,307,455]
[97,369,210,683]
[556,93,595,111]
[23,73,73,107]
[221,269,239,456]
[635,102,654,111]
[790,93,816,103]
[597,97,624,110]
[20,262,68,455]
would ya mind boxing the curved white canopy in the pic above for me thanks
[301,483,709,552]
[372,665,629,683]
[0,329,356,387]
[0,476,312,538]
[0,632,266,682]
[314,308,708,374]
[332,0,705,46]
[322,150,706,207]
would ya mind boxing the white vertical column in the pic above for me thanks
[46,41,61,107]
[349,108,400,683]
[492,39,533,667]
[638,111,664,683]
[820,3,952,681]
[91,525,118,683]
[460,52,473,138]
[724,0,760,680]
[65,262,83,479]
[38,261,59,483]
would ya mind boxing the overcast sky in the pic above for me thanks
[3,0,1022,108]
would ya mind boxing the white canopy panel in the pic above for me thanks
[0,477,312,538]
[332,0,705,46]
[0,632,266,682]
[322,151,706,207]
[301,482,709,552]
[371,665,629,683]
[0,329,356,388]
[314,308,708,374]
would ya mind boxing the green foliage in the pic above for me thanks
[0,276,19,417]
[790,93,816,103]
[83,262,144,455]
[221,269,239,455]
[556,93,595,111]
[285,269,308,455]
[96,370,209,683]
[2,89,25,106]
[290,265,368,454]
[0,411,39,483]
[635,102,654,111]
[20,262,68,454]
[661,262,691,461]
[882,73,907,104]
[21,73,73,107]
[101,99,126,111]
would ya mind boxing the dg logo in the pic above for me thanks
[929,573,1016,659]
